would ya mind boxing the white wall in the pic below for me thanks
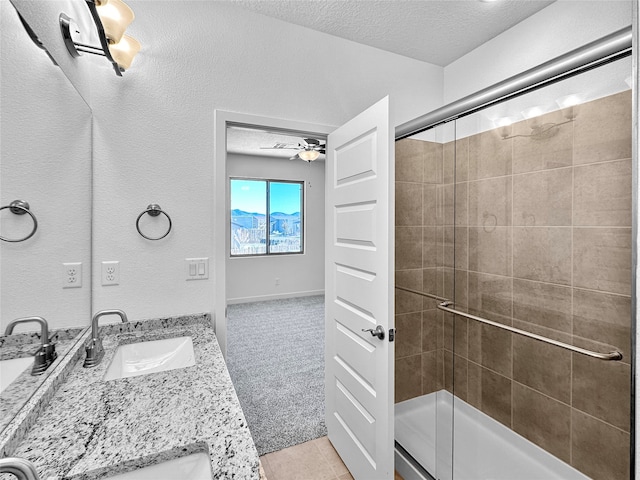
[90,1,443,321]
[9,0,97,102]
[444,0,632,104]
[226,153,325,303]
[1,1,92,331]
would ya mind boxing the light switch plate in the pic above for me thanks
[186,258,209,280]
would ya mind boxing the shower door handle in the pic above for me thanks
[362,325,385,340]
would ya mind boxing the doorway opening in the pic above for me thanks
[213,111,333,455]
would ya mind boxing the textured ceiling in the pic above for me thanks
[226,0,557,156]
[231,0,556,66]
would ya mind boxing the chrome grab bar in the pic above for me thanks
[394,285,448,302]
[394,286,624,361]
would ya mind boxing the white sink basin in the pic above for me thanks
[106,452,211,480]
[104,336,195,381]
[0,357,33,392]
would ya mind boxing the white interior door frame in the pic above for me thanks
[213,110,334,357]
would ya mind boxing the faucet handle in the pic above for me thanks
[32,343,57,376]
[83,337,104,368]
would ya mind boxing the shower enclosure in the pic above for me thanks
[393,40,634,480]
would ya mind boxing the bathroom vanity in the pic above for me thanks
[0,315,260,479]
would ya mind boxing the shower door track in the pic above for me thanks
[395,26,632,140]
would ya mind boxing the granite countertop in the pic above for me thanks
[1,314,260,480]
[0,328,85,432]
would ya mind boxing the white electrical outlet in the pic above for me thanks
[62,262,82,288]
[101,261,120,286]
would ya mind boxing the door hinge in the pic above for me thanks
[389,328,395,342]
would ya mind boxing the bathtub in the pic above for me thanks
[395,390,589,480]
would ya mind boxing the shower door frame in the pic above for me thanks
[394,24,637,479]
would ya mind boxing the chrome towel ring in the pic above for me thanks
[0,200,38,243]
[136,204,172,240]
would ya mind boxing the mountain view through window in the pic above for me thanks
[230,179,303,256]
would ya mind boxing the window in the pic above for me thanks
[230,178,303,256]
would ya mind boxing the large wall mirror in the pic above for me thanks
[0,1,92,432]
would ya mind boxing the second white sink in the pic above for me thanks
[0,357,33,392]
[105,452,211,480]
[104,336,195,381]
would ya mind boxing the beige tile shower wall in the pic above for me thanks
[394,90,632,480]
[395,138,446,403]
[451,90,632,480]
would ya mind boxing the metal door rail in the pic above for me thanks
[395,26,631,139]
[393,286,623,361]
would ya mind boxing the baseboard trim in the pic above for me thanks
[227,290,325,305]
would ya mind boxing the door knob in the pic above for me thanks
[362,325,385,340]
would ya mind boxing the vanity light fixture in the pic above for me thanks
[499,96,581,141]
[493,116,516,139]
[555,94,582,119]
[60,0,140,76]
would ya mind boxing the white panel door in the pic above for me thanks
[325,96,394,479]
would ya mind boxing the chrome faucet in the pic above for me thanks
[4,316,57,375]
[0,457,41,480]
[83,309,128,368]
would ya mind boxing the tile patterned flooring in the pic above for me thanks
[259,436,404,480]
[260,436,353,480]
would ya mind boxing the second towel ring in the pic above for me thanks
[0,200,38,243]
[136,204,172,240]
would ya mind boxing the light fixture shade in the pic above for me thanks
[97,0,134,44]
[299,150,320,162]
[108,35,141,70]
[555,94,582,120]
[493,117,515,139]
[521,105,549,129]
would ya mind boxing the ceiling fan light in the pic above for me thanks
[299,150,320,162]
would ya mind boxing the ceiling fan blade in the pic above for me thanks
[289,154,300,161]
[260,143,300,150]
[304,138,320,146]
[319,149,326,154]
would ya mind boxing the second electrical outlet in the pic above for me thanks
[101,261,120,286]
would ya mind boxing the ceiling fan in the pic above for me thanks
[260,138,326,162]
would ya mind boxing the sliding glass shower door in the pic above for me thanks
[394,54,633,480]
[395,120,456,480]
